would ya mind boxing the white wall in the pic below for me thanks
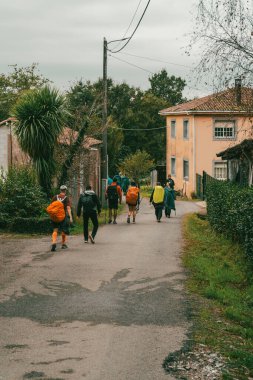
[0,126,9,172]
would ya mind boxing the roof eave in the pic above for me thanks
[159,110,252,116]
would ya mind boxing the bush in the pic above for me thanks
[0,166,49,234]
[0,166,48,219]
[206,180,253,260]
[9,217,52,234]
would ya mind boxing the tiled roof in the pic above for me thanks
[58,127,102,148]
[0,120,102,148]
[0,117,17,126]
[159,87,253,115]
[217,139,253,159]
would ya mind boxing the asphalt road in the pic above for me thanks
[0,198,200,380]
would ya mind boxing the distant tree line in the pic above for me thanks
[0,64,186,195]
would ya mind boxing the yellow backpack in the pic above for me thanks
[153,186,164,204]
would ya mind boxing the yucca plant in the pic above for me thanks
[13,86,69,196]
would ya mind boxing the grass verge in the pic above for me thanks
[140,185,152,198]
[182,213,253,380]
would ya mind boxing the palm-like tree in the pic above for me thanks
[13,86,68,196]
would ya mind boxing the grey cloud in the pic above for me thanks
[0,0,204,97]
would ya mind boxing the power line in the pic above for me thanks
[118,51,193,69]
[108,0,152,54]
[112,0,143,50]
[111,126,167,131]
[109,54,154,74]
[109,54,210,92]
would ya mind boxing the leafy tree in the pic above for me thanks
[13,86,68,196]
[190,0,253,88]
[107,117,124,175]
[121,93,168,163]
[66,74,184,172]
[118,150,155,182]
[59,117,90,185]
[0,63,50,120]
[148,69,186,105]
[65,79,104,130]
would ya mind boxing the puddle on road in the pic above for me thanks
[0,269,190,326]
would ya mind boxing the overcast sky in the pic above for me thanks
[0,0,209,98]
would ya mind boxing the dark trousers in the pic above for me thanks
[83,211,98,241]
[155,205,163,221]
[165,207,171,217]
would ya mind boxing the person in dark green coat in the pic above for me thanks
[121,176,130,195]
[164,182,176,218]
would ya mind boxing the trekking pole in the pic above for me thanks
[137,197,142,213]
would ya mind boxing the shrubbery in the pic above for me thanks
[0,166,50,233]
[206,179,253,260]
[10,217,52,234]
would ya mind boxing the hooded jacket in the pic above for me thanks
[77,190,101,216]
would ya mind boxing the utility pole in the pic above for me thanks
[101,37,108,206]
[101,36,129,204]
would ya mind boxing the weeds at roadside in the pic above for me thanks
[178,214,253,379]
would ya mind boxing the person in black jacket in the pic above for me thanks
[167,174,175,190]
[77,185,101,244]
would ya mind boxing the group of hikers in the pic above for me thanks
[47,174,175,251]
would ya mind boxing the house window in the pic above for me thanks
[214,161,227,180]
[171,157,176,176]
[183,120,189,139]
[171,120,176,138]
[214,120,235,139]
[183,160,189,180]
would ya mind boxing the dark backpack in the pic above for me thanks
[81,193,95,211]
[107,185,118,202]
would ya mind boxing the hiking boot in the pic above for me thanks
[108,219,112,224]
[127,216,130,224]
[113,220,117,224]
[89,234,95,244]
[51,243,56,252]
[61,244,68,249]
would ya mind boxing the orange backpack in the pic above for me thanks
[126,187,139,205]
[46,195,66,223]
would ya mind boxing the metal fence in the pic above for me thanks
[196,171,217,200]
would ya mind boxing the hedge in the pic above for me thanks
[0,217,52,234]
[206,180,253,260]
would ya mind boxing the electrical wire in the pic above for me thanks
[112,0,143,50]
[112,126,167,131]
[118,51,193,69]
[109,54,154,74]
[109,54,210,92]
[108,0,152,54]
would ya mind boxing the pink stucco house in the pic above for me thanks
[159,85,253,197]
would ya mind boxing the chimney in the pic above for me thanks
[235,78,242,106]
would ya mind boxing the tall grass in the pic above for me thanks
[183,214,253,379]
